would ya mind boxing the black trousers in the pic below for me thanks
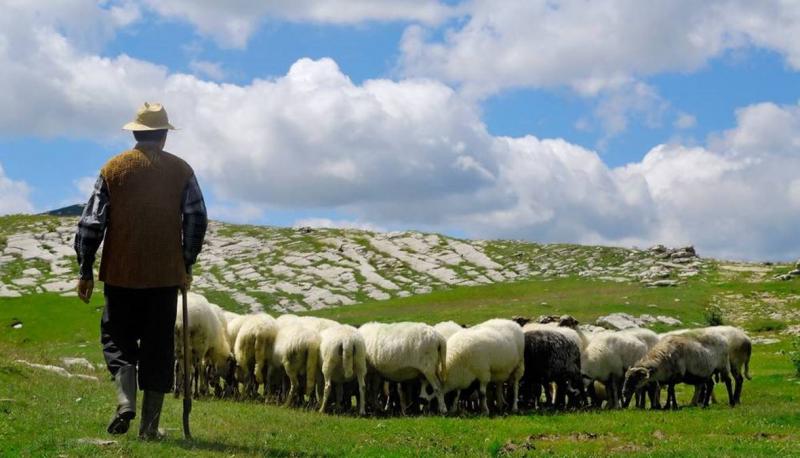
[101,284,178,393]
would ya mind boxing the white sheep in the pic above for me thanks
[318,324,367,415]
[581,332,648,408]
[270,322,321,407]
[233,313,277,398]
[175,293,234,397]
[359,322,448,414]
[662,326,744,405]
[623,334,721,409]
[474,318,525,412]
[706,326,751,404]
[434,321,464,340]
[428,324,524,414]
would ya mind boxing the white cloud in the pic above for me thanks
[293,217,384,232]
[3,4,800,260]
[139,0,454,48]
[401,0,800,95]
[674,113,697,130]
[0,162,34,215]
[73,176,98,198]
[189,59,225,81]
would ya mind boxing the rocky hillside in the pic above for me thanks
[0,214,790,316]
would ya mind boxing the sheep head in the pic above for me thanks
[622,367,652,407]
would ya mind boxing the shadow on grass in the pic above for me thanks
[167,437,335,457]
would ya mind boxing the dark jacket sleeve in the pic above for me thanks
[74,176,109,280]
[181,174,208,274]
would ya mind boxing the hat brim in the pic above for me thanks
[122,122,177,131]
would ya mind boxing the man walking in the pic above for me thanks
[74,102,208,439]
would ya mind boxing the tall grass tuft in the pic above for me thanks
[704,304,725,326]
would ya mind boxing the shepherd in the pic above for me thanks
[74,102,208,439]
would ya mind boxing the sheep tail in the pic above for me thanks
[744,339,752,380]
[437,338,447,385]
[343,341,354,380]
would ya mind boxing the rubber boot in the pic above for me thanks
[139,391,166,440]
[107,365,137,435]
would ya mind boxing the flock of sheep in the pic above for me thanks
[175,292,752,416]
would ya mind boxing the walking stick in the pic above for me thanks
[181,287,193,440]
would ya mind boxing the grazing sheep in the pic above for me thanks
[359,322,448,414]
[318,325,367,415]
[706,326,752,404]
[271,322,321,407]
[428,325,524,414]
[522,329,584,409]
[474,318,525,412]
[622,335,720,409]
[663,326,745,405]
[581,332,648,408]
[434,321,464,340]
[233,313,277,398]
[175,293,234,398]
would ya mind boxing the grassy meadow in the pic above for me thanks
[2,272,800,457]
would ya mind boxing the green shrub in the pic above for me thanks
[748,318,788,333]
[704,304,725,326]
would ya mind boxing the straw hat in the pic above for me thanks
[122,102,177,131]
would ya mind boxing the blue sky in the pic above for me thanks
[1,1,799,260]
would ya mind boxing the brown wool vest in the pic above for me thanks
[99,146,193,288]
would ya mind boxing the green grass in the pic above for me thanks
[303,276,714,327]
[2,279,800,456]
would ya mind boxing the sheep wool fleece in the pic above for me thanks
[99,145,193,288]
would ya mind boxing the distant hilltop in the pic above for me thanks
[42,204,85,217]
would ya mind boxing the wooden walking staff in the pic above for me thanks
[181,288,193,440]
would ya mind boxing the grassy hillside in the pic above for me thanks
[2,279,800,457]
[1,215,799,456]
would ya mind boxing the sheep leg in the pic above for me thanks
[357,374,366,416]
[647,383,660,410]
[479,382,490,415]
[397,382,408,415]
[334,383,343,412]
[285,372,300,407]
[702,379,714,407]
[722,373,734,407]
[605,377,617,409]
[732,372,744,405]
[421,369,448,415]
[667,384,678,410]
[555,382,567,409]
[319,380,333,414]
[494,383,506,412]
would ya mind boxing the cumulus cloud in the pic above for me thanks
[401,0,800,95]
[139,0,454,48]
[189,59,226,81]
[0,163,34,215]
[400,0,800,136]
[3,2,800,260]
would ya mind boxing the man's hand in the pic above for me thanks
[182,273,192,292]
[77,278,94,303]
